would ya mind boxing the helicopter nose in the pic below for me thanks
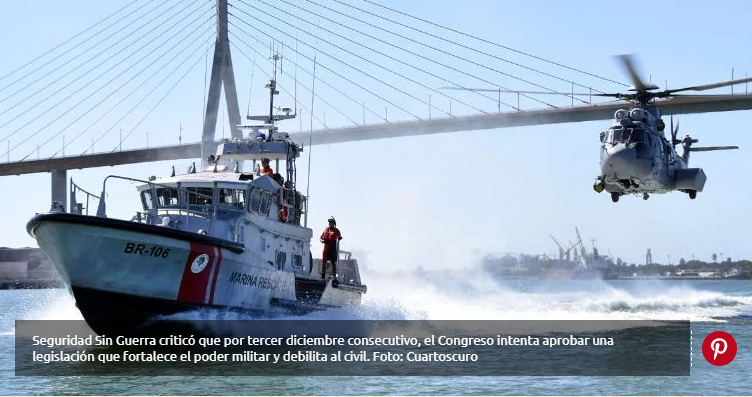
[601,144,652,179]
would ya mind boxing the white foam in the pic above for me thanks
[164,269,752,323]
[23,290,83,321]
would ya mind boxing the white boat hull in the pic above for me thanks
[27,213,365,334]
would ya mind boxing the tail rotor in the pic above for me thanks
[670,115,681,147]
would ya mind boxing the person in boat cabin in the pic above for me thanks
[320,217,343,279]
[259,158,274,177]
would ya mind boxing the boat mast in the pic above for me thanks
[266,54,280,140]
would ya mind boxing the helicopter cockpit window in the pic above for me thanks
[630,128,645,143]
[609,128,646,144]
[607,128,626,143]
[600,131,607,143]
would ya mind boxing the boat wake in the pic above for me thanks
[8,268,751,331]
[162,268,752,323]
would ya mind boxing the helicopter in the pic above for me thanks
[442,55,752,202]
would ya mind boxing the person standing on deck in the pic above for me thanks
[320,217,342,280]
[259,158,274,177]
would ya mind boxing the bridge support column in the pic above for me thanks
[201,0,241,167]
[51,169,67,210]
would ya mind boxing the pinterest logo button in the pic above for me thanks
[702,331,737,366]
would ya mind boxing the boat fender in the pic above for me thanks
[278,206,288,222]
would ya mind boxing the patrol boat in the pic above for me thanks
[26,77,367,335]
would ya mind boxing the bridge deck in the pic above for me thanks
[2,94,752,176]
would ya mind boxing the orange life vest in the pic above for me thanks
[261,166,274,177]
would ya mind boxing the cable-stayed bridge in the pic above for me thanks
[1,0,752,209]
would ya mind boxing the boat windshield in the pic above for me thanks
[141,191,155,210]
[140,185,249,212]
[156,187,180,207]
[186,187,213,206]
[218,188,246,211]
[249,189,262,212]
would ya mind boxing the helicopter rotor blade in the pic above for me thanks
[670,115,677,145]
[616,54,649,91]
[689,146,739,152]
[437,87,621,97]
[664,76,752,95]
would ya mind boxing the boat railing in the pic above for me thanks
[240,216,306,241]
[132,208,215,225]
[69,178,100,215]
[277,187,306,226]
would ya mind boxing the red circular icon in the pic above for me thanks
[702,331,737,366]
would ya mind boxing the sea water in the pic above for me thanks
[1,271,750,395]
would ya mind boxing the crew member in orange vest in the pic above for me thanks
[261,158,274,178]
[260,158,274,177]
[320,217,343,280]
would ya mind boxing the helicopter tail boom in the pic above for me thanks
[689,146,739,152]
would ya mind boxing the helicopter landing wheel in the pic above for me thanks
[688,190,697,200]
[611,192,620,202]
[643,193,649,200]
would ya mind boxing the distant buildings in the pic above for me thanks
[0,247,62,289]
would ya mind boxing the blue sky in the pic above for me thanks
[0,0,751,268]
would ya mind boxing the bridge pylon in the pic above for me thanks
[201,0,241,165]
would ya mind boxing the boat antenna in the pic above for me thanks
[304,55,316,228]
[294,38,298,119]
[246,54,254,117]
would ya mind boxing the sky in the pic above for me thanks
[0,0,751,269]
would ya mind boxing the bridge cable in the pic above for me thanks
[355,0,626,88]
[37,24,216,158]
[231,25,389,124]
[82,32,216,156]
[0,0,181,108]
[271,0,517,111]
[78,28,215,156]
[249,0,495,114]
[233,4,430,118]
[0,0,144,86]
[235,1,464,116]
[116,46,210,149]
[231,30,380,124]
[231,35,359,126]
[19,13,214,159]
[0,0,195,130]
[101,39,217,155]
[230,41,328,128]
[0,1,212,145]
[2,3,214,155]
[230,9,421,120]
[293,0,572,106]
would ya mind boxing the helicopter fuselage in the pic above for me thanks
[595,105,704,201]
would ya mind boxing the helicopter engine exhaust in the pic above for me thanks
[675,168,707,193]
